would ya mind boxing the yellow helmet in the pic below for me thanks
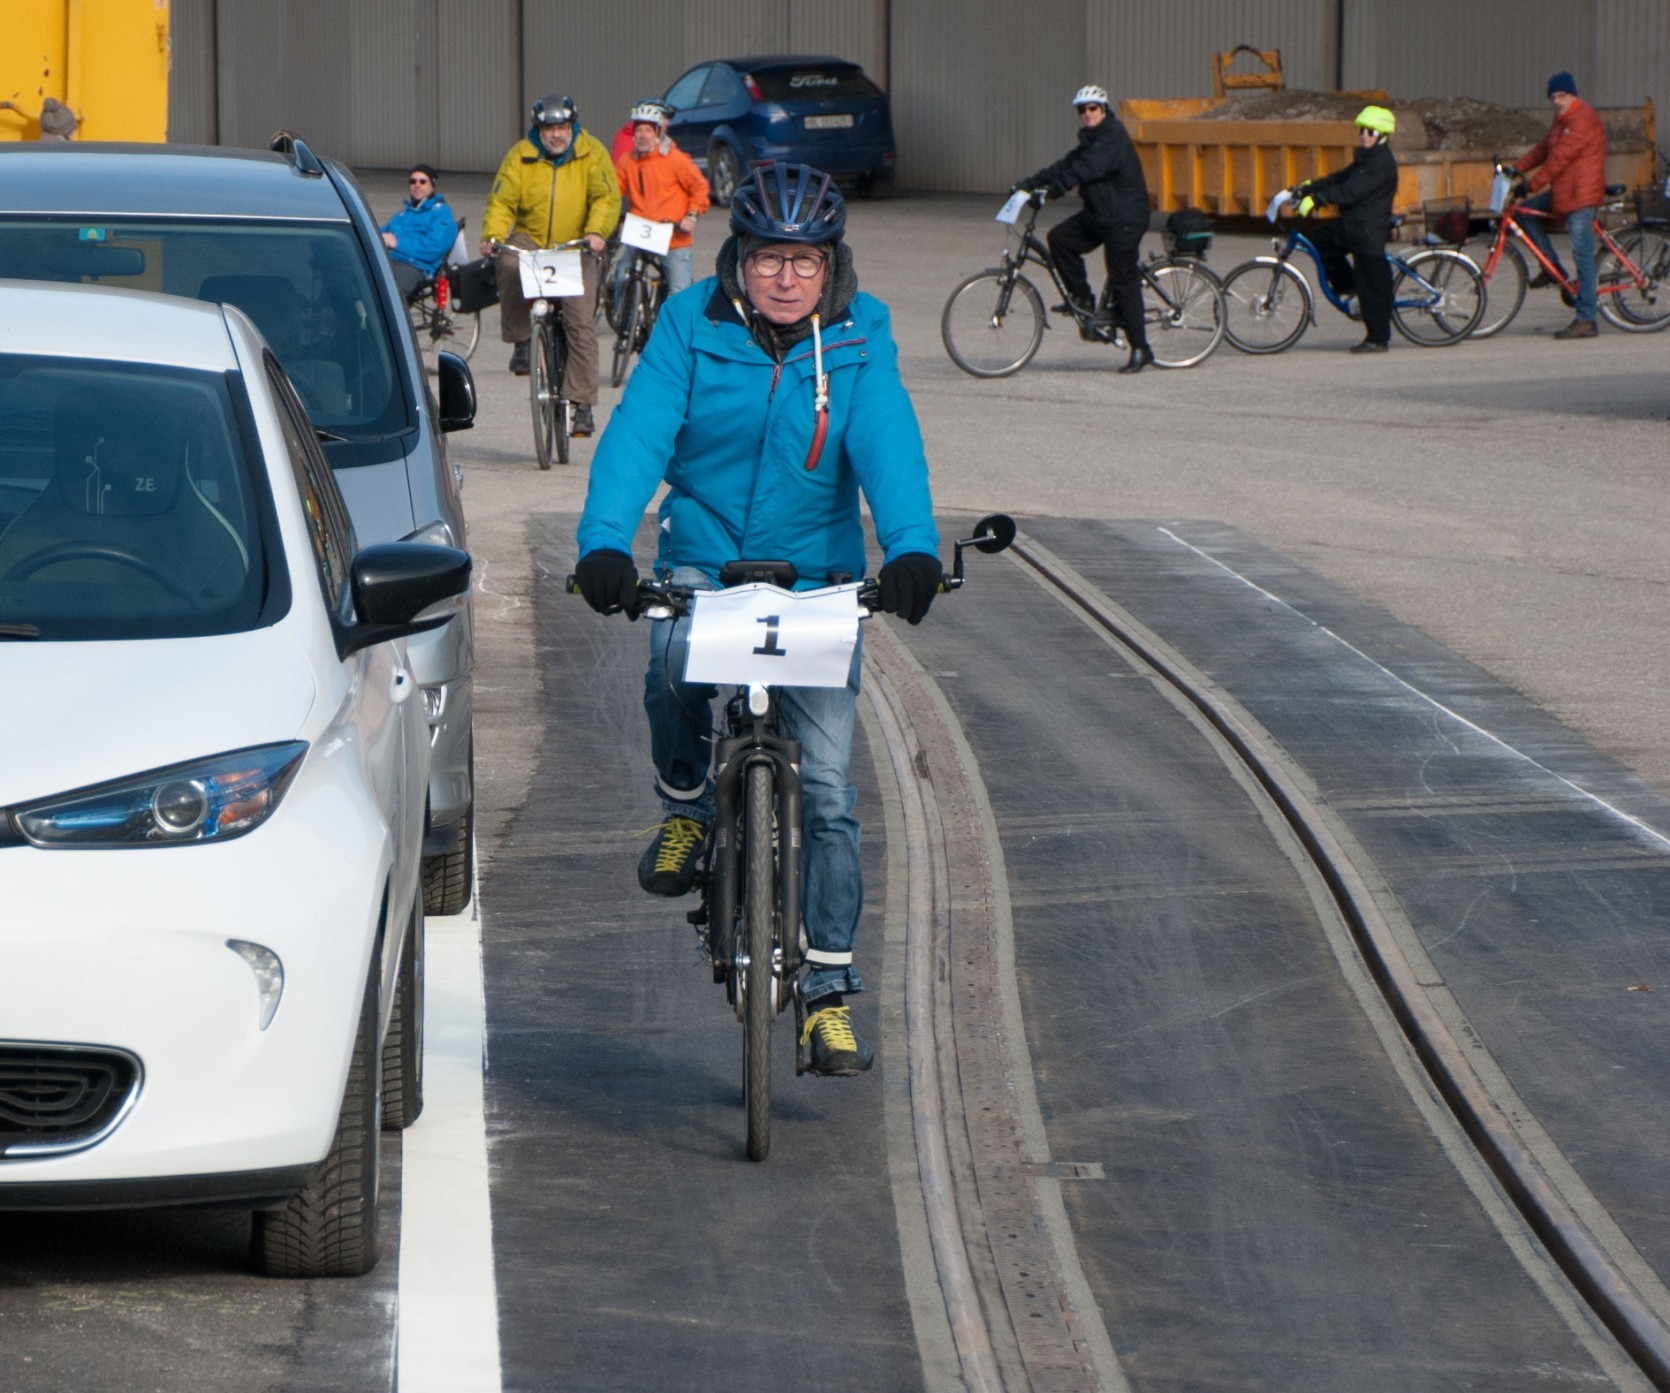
[1355,105,1395,136]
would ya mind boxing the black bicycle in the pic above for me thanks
[570,514,1016,1160]
[609,249,668,388]
[942,191,1225,375]
[491,239,585,469]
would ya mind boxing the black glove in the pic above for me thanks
[574,548,638,614]
[1043,181,1068,200]
[877,553,943,626]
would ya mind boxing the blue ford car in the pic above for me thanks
[661,55,896,205]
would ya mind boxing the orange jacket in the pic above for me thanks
[1518,98,1608,216]
[614,140,710,249]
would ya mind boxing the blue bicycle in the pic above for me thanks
[1220,217,1485,352]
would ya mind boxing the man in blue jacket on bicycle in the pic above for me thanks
[572,162,941,1077]
[380,164,459,303]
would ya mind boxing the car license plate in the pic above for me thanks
[803,114,854,130]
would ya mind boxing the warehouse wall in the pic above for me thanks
[170,0,1667,191]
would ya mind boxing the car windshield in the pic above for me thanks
[752,67,877,101]
[0,220,405,442]
[0,355,285,642]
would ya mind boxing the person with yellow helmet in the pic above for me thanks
[1287,105,1400,353]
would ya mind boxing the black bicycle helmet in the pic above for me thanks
[532,93,577,126]
[728,162,846,244]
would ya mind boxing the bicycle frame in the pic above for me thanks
[1002,198,1189,332]
[1271,227,1453,317]
[1479,200,1648,297]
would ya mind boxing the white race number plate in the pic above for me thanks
[683,584,861,689]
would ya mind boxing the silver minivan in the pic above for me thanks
[0,137,480,915]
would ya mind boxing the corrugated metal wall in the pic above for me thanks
[1341,0,1593,108]
[167,0,216,144]
[892,0,1084,190]
[1089,0,1336,97]
[176,0,1670,190]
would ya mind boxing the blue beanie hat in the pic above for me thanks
[1547,71,1578,97]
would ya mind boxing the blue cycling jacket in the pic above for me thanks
[578,277,938,586]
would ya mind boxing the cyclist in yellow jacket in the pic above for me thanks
[480,92,621,437]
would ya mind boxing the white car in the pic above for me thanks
[0,280,470,1277]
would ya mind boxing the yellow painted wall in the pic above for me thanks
[1,0,170,143]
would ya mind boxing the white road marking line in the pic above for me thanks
[397,890,501,1393]
[1158,526,1670,855]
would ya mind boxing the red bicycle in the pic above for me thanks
[1464,171,1670,337]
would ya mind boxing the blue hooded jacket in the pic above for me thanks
[577,277,938,585]
[381,193,459,277]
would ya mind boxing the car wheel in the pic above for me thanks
[422,742,474,917]
[250,965,382,1278]
[709,143,743,207]
[381,896,425,1130]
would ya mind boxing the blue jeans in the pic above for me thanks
[1519,191,1598,322]
[644,567,865,1004]
[614,246,693,304]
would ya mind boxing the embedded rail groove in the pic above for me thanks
[1007,534,1670,1392]
[866,623,1119,1393]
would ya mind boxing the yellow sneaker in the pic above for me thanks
[800,1005,874,1076]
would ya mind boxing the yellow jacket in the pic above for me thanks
[482,129,621,248]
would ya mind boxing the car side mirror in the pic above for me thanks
[436,352,476,432]
[338,541,472,656]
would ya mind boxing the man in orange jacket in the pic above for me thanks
[1514,71,1608,339]
[613,100,710,297]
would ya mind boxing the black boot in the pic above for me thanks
[1118,344,1154,374]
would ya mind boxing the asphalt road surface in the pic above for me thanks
[2,171,1666,1393]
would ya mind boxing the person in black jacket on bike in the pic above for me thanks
[1290,105,1400,353]
[1017,84,1154,373]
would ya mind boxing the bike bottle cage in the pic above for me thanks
[718,559,798,588]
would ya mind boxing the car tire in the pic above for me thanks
[250,964,382,1278]
[422,742,474,917]
[709,143,743,207]
[381,896,425,1131]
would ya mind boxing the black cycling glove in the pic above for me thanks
[574,548,638,614]
[877,553,943,626]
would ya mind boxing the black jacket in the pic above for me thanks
[1306,141,1398,246]
[1023,116,1150,230]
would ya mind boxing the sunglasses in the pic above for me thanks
[408,176,432,185]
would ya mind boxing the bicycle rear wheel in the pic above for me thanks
[742,763,775,1162]
[1470,239,1527,338]
[941,270,1045,377]
[1597,229,1670,331]
[1143,259,1225,367]
[1391,249,1485,345]
[1220,258,1311,353]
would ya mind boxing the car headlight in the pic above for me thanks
[7,742,308,849]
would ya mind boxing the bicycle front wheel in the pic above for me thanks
[1392,249,1485,345]
[1220,258,1311,353]
[742,763,775,1162]
[1598,228,1670,331]
[529,319,559,470]
[941,270,1045,377]
[1471,239,1527,338]
[611,279,644,387]
[1143,259,1225,367]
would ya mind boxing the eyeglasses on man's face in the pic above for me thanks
[747,250,827,279]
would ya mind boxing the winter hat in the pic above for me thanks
[1546,72,1578,97]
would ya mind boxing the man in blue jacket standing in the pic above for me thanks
[572,162,941,1077]
[380,164,459,302]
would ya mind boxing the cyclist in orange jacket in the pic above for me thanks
[613,100,710,297]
